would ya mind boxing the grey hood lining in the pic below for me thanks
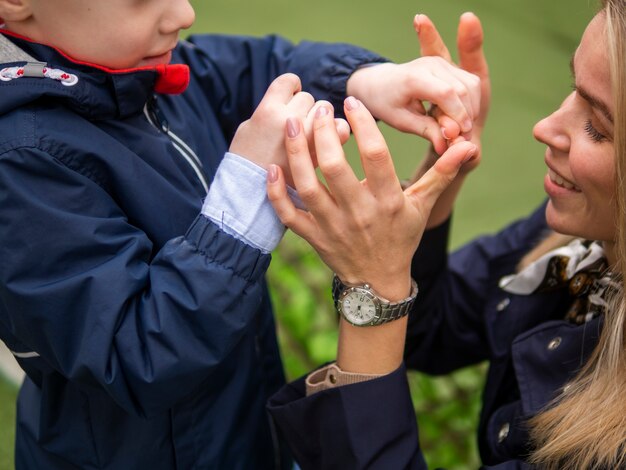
[0,33,37,63]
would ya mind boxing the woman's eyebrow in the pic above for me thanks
[570,53,614,124]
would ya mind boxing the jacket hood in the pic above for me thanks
[0,30,190,119]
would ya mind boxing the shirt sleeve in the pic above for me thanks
[201,152,305,253]
[305,362,383,396]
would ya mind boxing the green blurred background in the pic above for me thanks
[0,1,595,468]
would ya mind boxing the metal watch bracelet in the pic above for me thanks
[332,275,419,326]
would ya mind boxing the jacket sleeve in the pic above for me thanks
[0,146,270,418]
[268,365,535,469]
[404,203,551,374]
[176,34,386,140]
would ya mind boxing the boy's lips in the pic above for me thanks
[139,50,173,67]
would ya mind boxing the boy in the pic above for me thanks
[0,0,478,468]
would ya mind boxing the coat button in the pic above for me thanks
[496,298,511,312]
[328,373,337,384]
[547,337,562,351]
[498,422,510,443]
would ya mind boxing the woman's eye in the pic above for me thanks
[584,119,607,143]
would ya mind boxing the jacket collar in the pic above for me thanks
[0,29,189,119]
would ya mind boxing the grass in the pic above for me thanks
[0,1,596,468]
[0,377,17,469]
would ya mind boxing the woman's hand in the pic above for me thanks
[416,12,490,172]
[406,13,490,229]
[267,97,476,301]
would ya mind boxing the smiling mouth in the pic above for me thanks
[548,168,581,191]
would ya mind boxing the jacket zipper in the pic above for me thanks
[144,97,210,193]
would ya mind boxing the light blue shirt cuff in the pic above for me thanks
[202,152,304,253]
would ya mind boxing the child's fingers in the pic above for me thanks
[335,118,351,145]
[387,108,446,154]
[344,97,401,198]
[448,66,481,123]
[414,14,452,61]
[262,73,303,105]
[287,91,316,116]
[404,141,477,211]
[429,108,461,141]
[311,105,361,205]
[417,74,473,133]
[266,164,317,239]
[284,117,333,213]
[430,70,475,128]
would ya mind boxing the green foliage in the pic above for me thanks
[0,377,17,469]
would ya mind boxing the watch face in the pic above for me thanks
[339,288,380,326]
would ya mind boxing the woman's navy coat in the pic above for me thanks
[0,32,382,469]
[269,204,604,469]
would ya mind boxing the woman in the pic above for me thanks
[266,1,626,468]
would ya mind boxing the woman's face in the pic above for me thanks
[533,13,616,244]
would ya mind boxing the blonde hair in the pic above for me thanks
[528,1,626,468]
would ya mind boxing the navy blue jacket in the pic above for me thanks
[0,31,383,469]
[269,204,603,469]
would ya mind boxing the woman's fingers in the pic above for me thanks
[311,104,362,205]
[457,12,490,128]
[344,97,402,198]
[405,141,477,212]
[457,13,488,80]
[282,116,335,214]
[415,14,452,61]
[266,164,317,240]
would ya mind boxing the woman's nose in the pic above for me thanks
[533,97,573,152]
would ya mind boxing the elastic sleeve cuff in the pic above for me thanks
[201,152,304,253]
[305,362,384,396]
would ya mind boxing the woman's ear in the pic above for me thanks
[0,0,32,22]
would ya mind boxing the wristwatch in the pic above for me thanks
[332,275,418,327]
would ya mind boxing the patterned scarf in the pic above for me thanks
[499,239,619,324]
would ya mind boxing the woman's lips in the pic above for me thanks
[547,168,580,191]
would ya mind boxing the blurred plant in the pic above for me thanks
[0,376,17,470]
[268,232,485,468]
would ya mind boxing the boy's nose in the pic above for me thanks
[161,0,196,34]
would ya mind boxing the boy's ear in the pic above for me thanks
[0,0,32,22]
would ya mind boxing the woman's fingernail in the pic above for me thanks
[287,118,300,138]
[463,119,472,132]
[316,106,329,118]
[268,164,278,183]
[414,15,421,33]
[462,146,477,164]
[345,96,359,111]
[441,127,449,140]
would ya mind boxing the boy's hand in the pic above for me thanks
[346,56,480,156]
[230,73,350,186]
